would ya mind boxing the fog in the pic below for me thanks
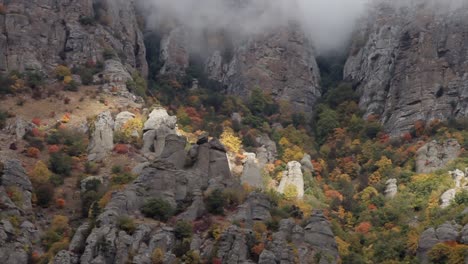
[138,0,467,54]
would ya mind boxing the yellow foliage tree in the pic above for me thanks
[55,65,71,80]
[282,145,304,163]
[220,128,242,153]
[284,184,298,200]
[151,248,164,264]
[30,161,52,184]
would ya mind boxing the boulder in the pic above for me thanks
[277,161,304,198]
[449,169,465,188]
[440,189,457,208]
[87,111,114,161]
[415,139,461,173]
[143,107,177,132]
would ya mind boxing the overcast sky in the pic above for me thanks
[138,0,466,54]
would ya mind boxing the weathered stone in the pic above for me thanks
[1,159,33,210]
[415,139,461,173]
[277,161,304,198]
[440,189,457,208]
[240,153,263,189]
[232,192,272,227]
[345,3,468,135]
[114,111,136,131]
[384,178,398,198]
[300,154,314,173]
[88,111,114,161]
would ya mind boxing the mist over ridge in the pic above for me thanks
[137,0,468,54]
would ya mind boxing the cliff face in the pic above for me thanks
[344,2,468,135]
[158,24,321,113]
[0,0,147,75]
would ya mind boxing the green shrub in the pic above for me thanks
[117,216,136,234]
[0,110,8,129]
[205,189,225,215]
[36,183,55,207]
[103,49,116,60]
[111,172,134,185]
[79,16,96,26]
[126,72,147,98]
[141,198,174,221]
[49,152,72,176]
[454,190,468,205]
[174,220,193,240]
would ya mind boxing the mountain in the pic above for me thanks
[0,1,467,264]
[345,1,468,136]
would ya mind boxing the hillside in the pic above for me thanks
[0,1,467,264]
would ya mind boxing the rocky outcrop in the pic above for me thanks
[57,134,236,263]
[384,178,397,198]
[232,192,272,227]
[267,211,339,264]
[240,153,263,189]
[157,24,321,113]
[142,107,178,157]
[1,159,33,211]
[0,0,147,75]
[87,111,114,161]
[0,160,38,264]
[345,2,468,135]
[415,139,461,173]
[277,161,304,198]
[417,221,467,263]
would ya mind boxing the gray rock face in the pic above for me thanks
[157,25,321,114]
[1,159,33,210]
[415,139,461,173]
[277,161,304,198]
[0,160,37,264]
[88,111,114,161]
[417,221,463,263]
[57,135,236,263]
[217,226,251,264]
[142,107,178,157]
[211,25,321,113]
[240,153,263,189]
[232,192,272,227]
[345,3,468,135]
[159,27,190,76]
[0,0,147,75]
[255,134,277,165]
[267,211,339,264]
[300,154,314,173]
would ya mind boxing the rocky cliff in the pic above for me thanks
[345,2,468,135]
[0,0,147,75]
[156,24,321,113]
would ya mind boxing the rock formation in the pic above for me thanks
[345,2,468,135]
[87,111,114,161]
[240,153,263,189]
[384,178,397,199]
[277,161,304,198]
[415,139,461,173]
[0,160,38,264]
[417,221,467,263]
[156,24,321,113]
[142,107,178,158]
[0,0,147,75]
